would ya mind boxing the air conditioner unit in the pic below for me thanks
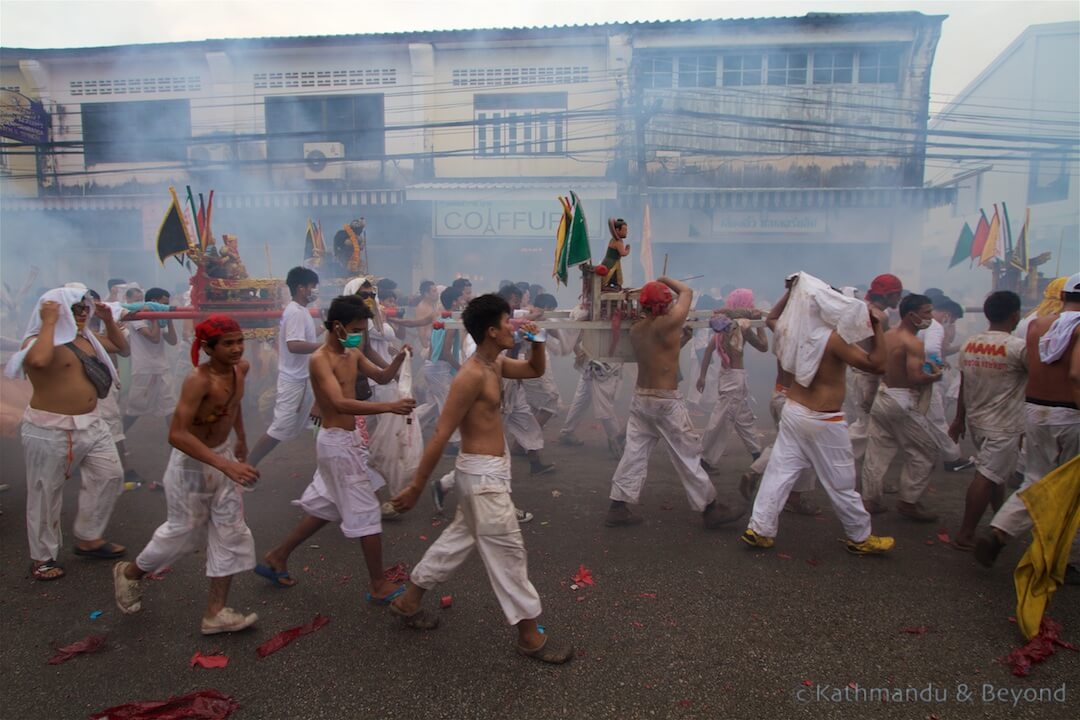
[304,142,345,179]
[187,143,233,166]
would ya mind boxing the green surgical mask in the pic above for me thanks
[341,331,364,349]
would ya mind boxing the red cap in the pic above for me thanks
[192,314,242,366]
[639,281,673,313]
[869,274,903,297]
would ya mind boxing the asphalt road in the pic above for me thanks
[1,409,1077,720]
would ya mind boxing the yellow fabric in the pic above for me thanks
[1014,454,1080,639]
[1027,276,1068,319]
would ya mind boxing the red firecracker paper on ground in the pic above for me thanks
[89,689,239,720]
[1000,617,1078,677]
[936,528,951,544]
[47,634,106,665]
[440,595,453,609]
[190,652,229,669]
[384,563,410,583]
[901,626,930,635]
[256,614,330,658]
[572,565,594,586]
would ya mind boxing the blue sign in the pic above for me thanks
[0,90,50,144]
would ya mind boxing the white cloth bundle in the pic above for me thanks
[773,272,873,388]
[1039,311,1080,364]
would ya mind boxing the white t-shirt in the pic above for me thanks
[278,301,317,382]
[917,319,945,361]
[958,330,1027,436]
[128,320,171,375]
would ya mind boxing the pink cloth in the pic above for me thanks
[725,288,755,310]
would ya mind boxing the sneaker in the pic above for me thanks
[896,501,938,523]
[974,530,1004,568]
[604,505,643,527]
[530,463,556,477]
[430,478,446,513]
[381,501,401,521]
[113,561,142,615]
[703,502,744,529]
[845,535,895,555]
[557,435,584,447]
[944,457,975,473]
[515,508,534,524]
[201,607,258,635]
[739,528,774,549]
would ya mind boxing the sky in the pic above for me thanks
[1,0,1078,101]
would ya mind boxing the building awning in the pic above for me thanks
[2,189,405,212]
[407,181,618,201]
[648,186,956,210]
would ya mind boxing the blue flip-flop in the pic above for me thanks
[366,584,406,606]
[254,564,295,588]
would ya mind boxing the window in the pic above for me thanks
[264,94,384,161]
[641,58,673,89]
[678,56,716,88]
[767,53,807,86]
[722,55,763,86]
[474,93,567,156]
[813,51,854,84]
[1028,152,1070,205]
[858,49,901,84]
[81,99,191,164]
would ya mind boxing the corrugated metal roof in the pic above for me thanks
[1,12,945,55]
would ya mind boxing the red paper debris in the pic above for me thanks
[924,540,936,546]
[936,528,951,544]
[255,614,331,659]
[384,563,410,583]
[47,634,106,665]
[631,621,644,629]
[440,595,453,609]
[190,652,229,669]
[572,565,594,586]
[901,626,930,635]
[677,699,692,707]
[806,558,821,567]
[1000,617,1078,677]
[576,596,586,603]
[431,519,443,528]
[419,535,429,541]
[639,592,657,599]
[89,689,239,720]
[777,552,793,560]
[802,680,813,687]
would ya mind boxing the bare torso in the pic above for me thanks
[787,333,849,412]
[882,327,922,389]
[632,317,682,390]
[416,299,435,355]
[1025,314,1078,404]
[457,356,508,456]
[311,345,365,431]
[25,335,105,415]
[189,361,248,447]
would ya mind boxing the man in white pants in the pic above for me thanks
[8,288,130,580]
[248,267,321,467]
[123,286,178,431]
[606,278,741,529]
[390,294,573,664]
[860,294,944,521]
[975,274,1080,582]
[697,289,767,472]
[558,339,623,458]
[743,278,893,555]
[848,274,903,466]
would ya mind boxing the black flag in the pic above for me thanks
[157,187,193,265]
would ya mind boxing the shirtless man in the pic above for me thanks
[114,315,262,634]
[698,289,768,472]
[976,273,1080,581]
[389,294,573,664]
[256,295,415,598]
[743,277,893,554]
[606,277,741,529]
[8,288,130,580]
[860,294,943,520]
[390,279,439,357]
[849,274,903,465]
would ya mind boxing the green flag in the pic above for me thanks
[949,222,974,269]
[553,191,592,285]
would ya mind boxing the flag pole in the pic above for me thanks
[265,243,274,278]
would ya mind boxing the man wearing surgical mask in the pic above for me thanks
[860,294,945,521]
[248,267,322,467]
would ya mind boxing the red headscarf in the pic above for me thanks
[192,314,242,366]
[869,274,902,297]
[639,281,673,314]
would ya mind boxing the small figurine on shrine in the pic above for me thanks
[600,217,631,290]
[205,233,249,279]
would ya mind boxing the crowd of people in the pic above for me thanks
[2,265,1078,665]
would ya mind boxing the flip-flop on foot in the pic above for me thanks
[254,564,296,588]
[32,560,65,581]
[517,636,574,664]
[74,542,126,559]
[366,584,406,606]
[950,540,974,553]
[389,603,440,630]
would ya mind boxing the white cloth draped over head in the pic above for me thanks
[773,272,873,388]
[1038,311,1080,364]
[4,287,119,384]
